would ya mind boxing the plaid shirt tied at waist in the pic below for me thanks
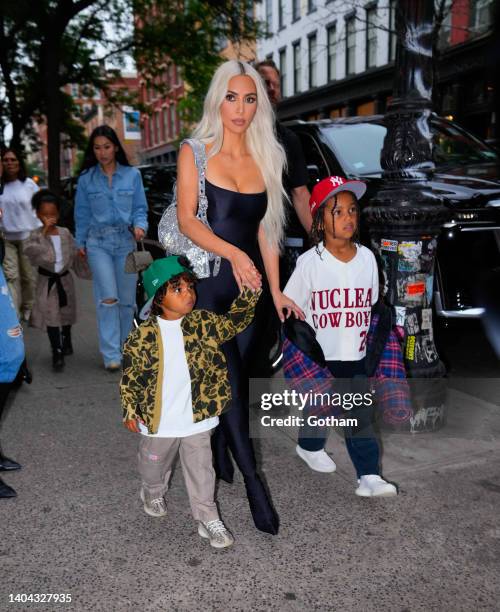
[282,313,412,425]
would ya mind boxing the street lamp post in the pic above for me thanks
[363,0,449,432]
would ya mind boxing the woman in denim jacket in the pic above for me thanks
[75,125,148,370]
[0,243,25,498]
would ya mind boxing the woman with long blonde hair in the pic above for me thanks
[177,60,303,534]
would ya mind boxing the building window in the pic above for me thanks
[265,0,273,34]
[278,0,284,29]
[292,0,300,22]
[327,24,337,82]
[307,0,316,14]
[278,47,287,97]
[438,2,452,48]
[308,33,317,88]
[472,0,494,34]
[346,16,356,75]
[292,41,301,94]
[388,0,397,62]
[154,112,160,144]
[148,118,154,147]
[163,108,169,140]
[169,105,176,138]
[366,5,377,69]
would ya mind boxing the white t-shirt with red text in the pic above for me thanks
[284,242,379,361]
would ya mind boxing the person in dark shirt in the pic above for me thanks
[256,60,312,285]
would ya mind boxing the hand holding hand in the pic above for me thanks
[272,291,305,323]
[229,249,262,292]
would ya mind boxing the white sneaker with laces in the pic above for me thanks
[198,519,234,548]
[355,475,397,497]
[140,488,167,517]
[295,445,337,473]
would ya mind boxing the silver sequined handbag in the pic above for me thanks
[157,138,221,278]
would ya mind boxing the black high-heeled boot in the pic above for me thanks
[0,477,17,498]
[0,454,21,471]
[47,327,64,371]
[61,325,73,356]
[245,475,280,535]
[0,385,21,473]
[12,359,32,387]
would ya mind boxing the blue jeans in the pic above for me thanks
[297,358,380,478]
[86,225,137,365]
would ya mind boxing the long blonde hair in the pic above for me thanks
[192,60,287,250]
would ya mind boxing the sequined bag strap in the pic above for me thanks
[180,138,221,276]
[181,138,207,217]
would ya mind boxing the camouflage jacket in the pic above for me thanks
[120,288,261,434]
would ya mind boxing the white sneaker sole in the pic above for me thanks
[198,523,234,549]
[295,446,337,473]
[140,488,167,517]
[355,486,398,497]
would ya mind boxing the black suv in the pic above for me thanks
[286,116,500,319]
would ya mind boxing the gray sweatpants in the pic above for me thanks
[138,430,219,523]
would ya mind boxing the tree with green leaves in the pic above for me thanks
[0,0,261,190]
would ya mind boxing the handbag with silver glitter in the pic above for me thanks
[157,138,220,278]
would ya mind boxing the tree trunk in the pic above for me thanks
[9,125,23,151]
[44,41,62,193]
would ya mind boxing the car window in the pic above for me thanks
[296,132,330,180]
[140,167,176,193]
[433,121,499,167]
[322,124,386,175]
[322,121,499,176]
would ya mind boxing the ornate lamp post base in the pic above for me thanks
[365,183,449,433]
[363,0,450,432]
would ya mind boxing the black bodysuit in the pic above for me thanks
[195,180,279,535]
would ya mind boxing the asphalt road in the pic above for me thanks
[1,278,499,611]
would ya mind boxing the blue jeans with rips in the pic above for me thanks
[86,225,137,366]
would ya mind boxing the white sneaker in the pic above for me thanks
[198,519,234,549]
[355,475,397,497]
[295,445,337,473]
[140,488,167,517]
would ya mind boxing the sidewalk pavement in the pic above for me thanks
[1,278,499,611]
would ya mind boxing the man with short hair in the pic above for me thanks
[256,60,312,284]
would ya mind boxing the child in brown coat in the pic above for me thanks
[24,190,90,370]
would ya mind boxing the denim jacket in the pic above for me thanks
[75,163,148,248]
[0,266,25,383]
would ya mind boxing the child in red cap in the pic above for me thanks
[284,176,397,497]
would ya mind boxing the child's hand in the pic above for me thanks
[124,418,141,433]
[41,215,57,235]
[272,291,305,323]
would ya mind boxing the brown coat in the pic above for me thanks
[24,227,84,328]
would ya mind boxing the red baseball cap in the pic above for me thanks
[309,176,367,217]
